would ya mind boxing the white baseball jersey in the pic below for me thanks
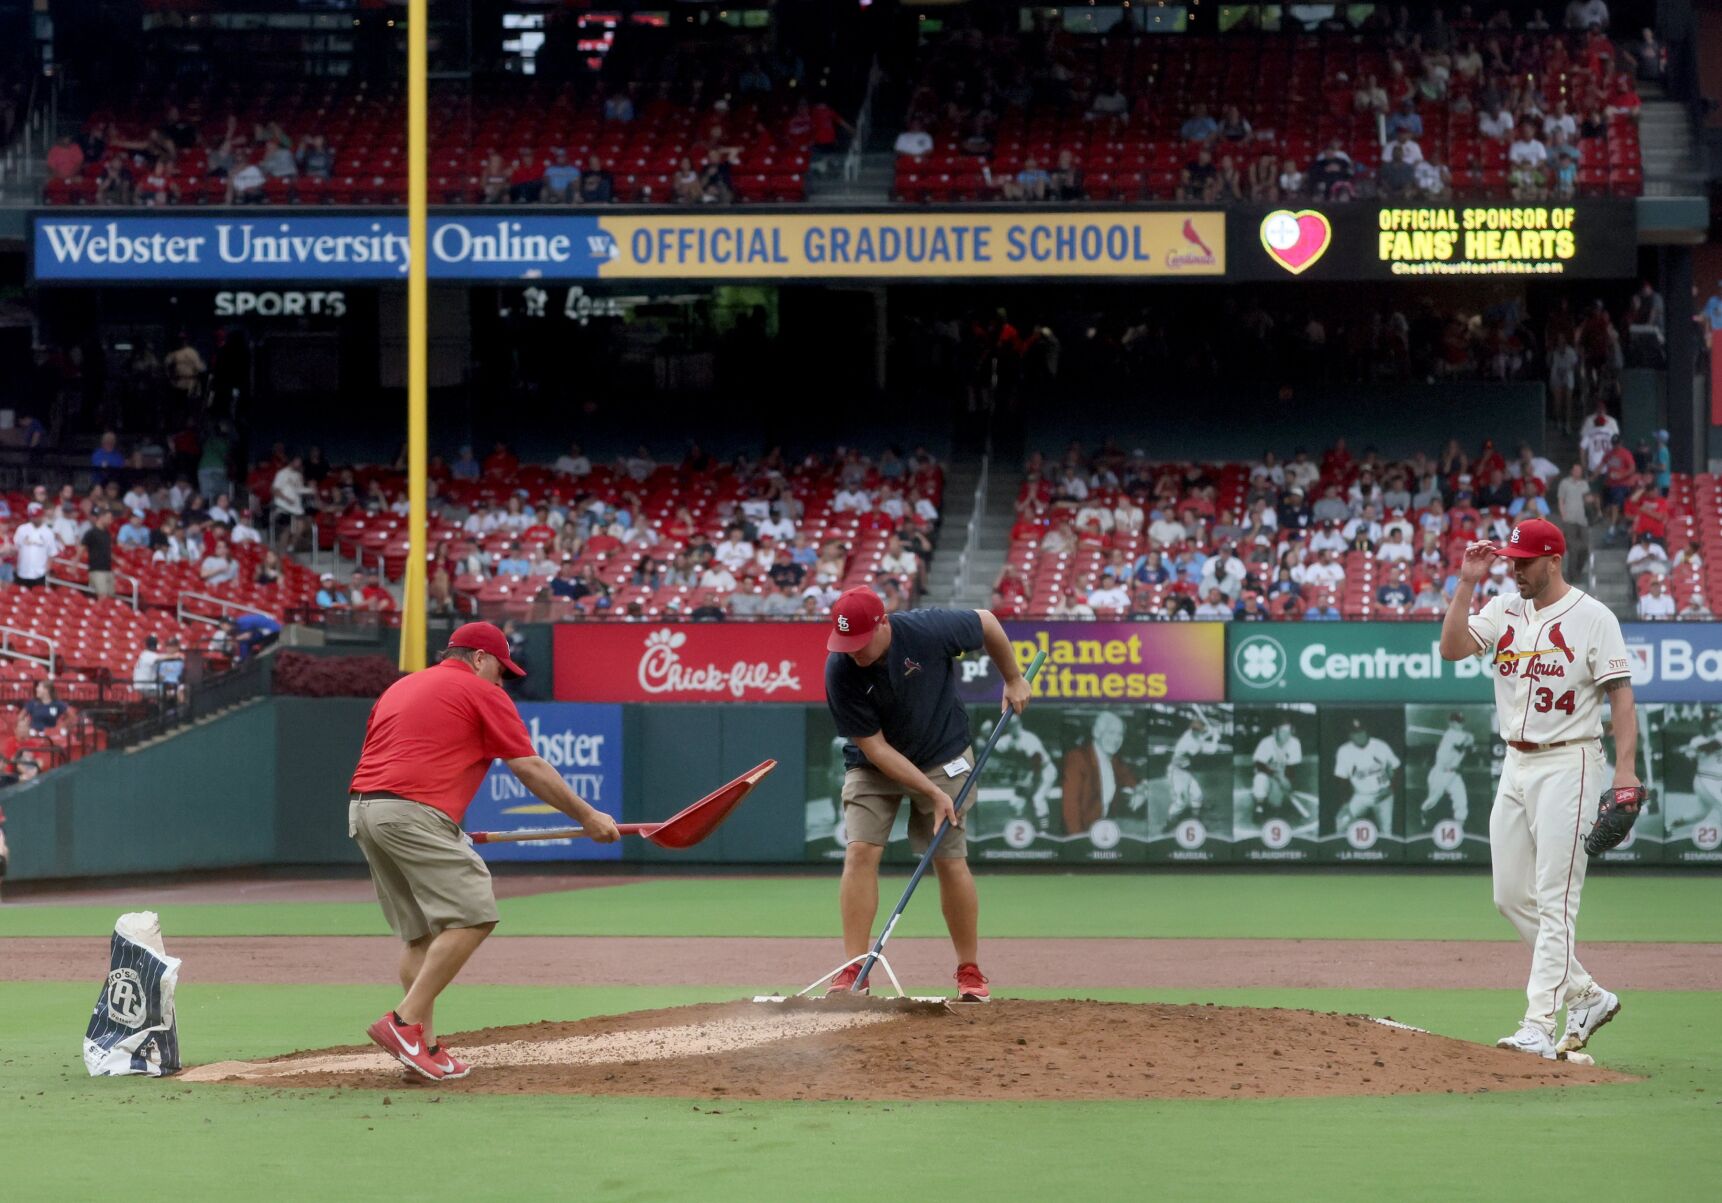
[1172,728,1219,769]
[1252,734,1302,773]
[1685,728,1722,778]
[1434,728,1476,771]
[1335,739,1401,794]
[14,522,60,578]
[1468,587,1630,744]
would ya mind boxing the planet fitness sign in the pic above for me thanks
[957,621,1225,704]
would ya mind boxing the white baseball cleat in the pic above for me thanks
[1557,986,1621,1054]
[1496,1024,1558,1059]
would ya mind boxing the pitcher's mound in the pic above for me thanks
[182,1000,1635,1100]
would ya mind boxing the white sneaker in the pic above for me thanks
[1496,1023,1557,1059]
[1557,987,1621,1054]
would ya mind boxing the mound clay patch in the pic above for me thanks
[184,1000,1633,1100]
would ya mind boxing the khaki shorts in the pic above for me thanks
[349,797,499,942]
[841,746,973,859]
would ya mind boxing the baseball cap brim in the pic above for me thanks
[495,654,527,679]
[827,627,874,654]
[1498,542,1557,559]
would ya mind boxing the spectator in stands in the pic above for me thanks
[23,680,68,735]
[1179,103,1219,143]
[541,148,580,203]
[1377,529,1415,563]
[1216,155,1245,202]
[1050,587,1096,619]
[671,156,703,205]
[480,153,510,204]
[166,335,207,405]
[1273,155,1305,200]
[355,573,396,613]
[1353,74,1389,115]
[93,155,134,205]
[1049,151,1084,201]
[1379,141,1417,198]
[293,133,334,180]
[894,119,934,160]
[1212,104,1253,142]
[1194,588,1232,620]
[574,154,613,203]
[253,549,282,588]
[1309,140,1355,200]
[116,509,150,551]
[270,454,308,543]
[1626,531,1670,583]
[698,558,737,593]
[508,148,543,203]
[1508,124,1550,199]
[1565,0,1609,29]
[1478,101,1515,140]
[49,499,86,550]
[46,134,84,181]
[13,504,58,588]
[1637,575,1674,619]
[1416,154,1452,198]
[315,574,349,610]
[78,508,116,600]
[1386,99,1423,140]
[698,150,735,204]
[132,635,163,696]
[1598,435,1637,540]
[1088,578,1131,612]
[1178,147,1219,203]
[1009,155,1050,202]
[227,155,266,204]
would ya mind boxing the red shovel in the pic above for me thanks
[467,759,775,850]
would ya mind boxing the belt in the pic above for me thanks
[1507,738,1593,753]
[350,790,416,803]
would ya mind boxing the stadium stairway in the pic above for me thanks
[1639,86,1706,197]
[804,150,895,204]
[1590,538,1637,617]
[929,459,1022,609]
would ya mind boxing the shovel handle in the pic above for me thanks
[469,822,655,845]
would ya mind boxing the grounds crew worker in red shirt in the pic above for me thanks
[823,588,1029,1001]
[349,621,619,1080]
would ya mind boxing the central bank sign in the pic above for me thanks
[1230,625,1490,702]
[1230,622,1722,703]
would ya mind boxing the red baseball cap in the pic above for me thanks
[827,586,885,654]
[1501,518,1566,559]
[447,621,525,678]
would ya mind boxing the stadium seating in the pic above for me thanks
[896,32,1643,202]
[1652,474,1718,617]
[44,80,815,207]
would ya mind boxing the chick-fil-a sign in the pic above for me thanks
[554,623,829,703]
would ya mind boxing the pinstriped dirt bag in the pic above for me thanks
[83,911,182,1077]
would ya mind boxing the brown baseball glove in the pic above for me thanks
[1585,785,1647,856]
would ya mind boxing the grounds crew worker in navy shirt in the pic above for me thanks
[823,586,1030,1001]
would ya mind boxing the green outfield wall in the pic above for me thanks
[5,616,1720,881]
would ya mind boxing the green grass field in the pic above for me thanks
[5,873,1718,1202]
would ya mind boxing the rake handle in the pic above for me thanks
[469,822,656,845]
[852,649,1047,992]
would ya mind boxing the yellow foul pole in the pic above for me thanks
[400,0,429,671]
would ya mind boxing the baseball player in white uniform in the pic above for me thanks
[1333,721,1401,833]
[1250,721,1308,824]
[1421,712,1477,822]
[1440,517,1635,1059]
[1167,715,1221,822]
[1674,711,1722,836]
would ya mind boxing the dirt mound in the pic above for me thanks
[182,1000,1635,1100]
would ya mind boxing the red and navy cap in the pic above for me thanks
[827,587,885,654]
[1501,518,1566,559]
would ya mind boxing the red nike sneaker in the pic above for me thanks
[366,1012,447,1081]
[954,963,991,1002]
[823,961,870,996]
[428,1045,470,1080]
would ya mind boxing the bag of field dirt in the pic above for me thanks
[83,911,182,1077]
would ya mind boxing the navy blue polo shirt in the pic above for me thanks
[826,608,984,771]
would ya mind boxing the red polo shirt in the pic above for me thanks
[349,659,535,823]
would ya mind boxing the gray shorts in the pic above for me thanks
[840,746,973,858]
[349,797,499,942]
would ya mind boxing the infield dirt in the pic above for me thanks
[183,999,1634,1100]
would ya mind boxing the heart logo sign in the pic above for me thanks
[1259,210,1333,275]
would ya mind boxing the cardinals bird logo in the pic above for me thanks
[902,658,923,678]
[1547,622,1575,664]
[1181,219,1214,258]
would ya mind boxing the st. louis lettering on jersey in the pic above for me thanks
[83,911,182,1077]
